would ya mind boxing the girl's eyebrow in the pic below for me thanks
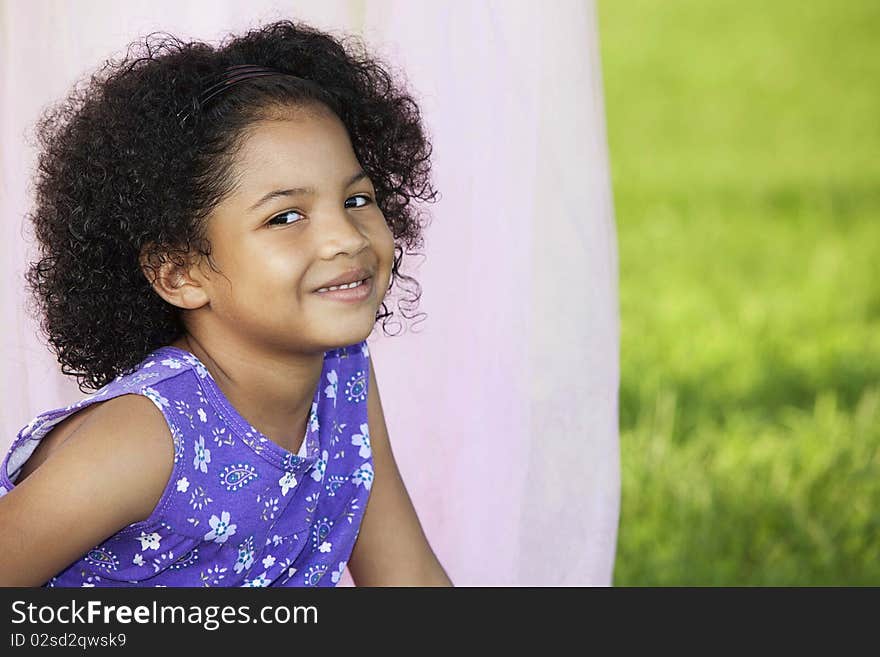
[247,170,370,212]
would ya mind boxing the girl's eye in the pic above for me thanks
[266,209,304,227]
[346,193,373,209]
[266,194,374,227]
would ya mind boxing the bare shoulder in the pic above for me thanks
[56,393,177,521]
[87,392,175,471]
[0,392,176,586]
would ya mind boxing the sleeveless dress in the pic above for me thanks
[0,341,375,587]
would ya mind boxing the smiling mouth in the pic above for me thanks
[314,277,370,293]
[312,276,374,302]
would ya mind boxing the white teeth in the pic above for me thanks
[317,278,365,293]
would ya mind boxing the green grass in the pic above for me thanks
[597,0,880,585]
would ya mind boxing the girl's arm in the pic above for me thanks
[347,357,453,587]
[0,395,175,587]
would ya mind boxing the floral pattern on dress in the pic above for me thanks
[351,423,371,458]
[0,339,375,587]
[193,436,211,473]
[204,511,237,543]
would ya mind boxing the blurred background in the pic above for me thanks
[598,0,880,585]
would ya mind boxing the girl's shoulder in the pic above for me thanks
[1,347,199,495]
[53,346,204,421]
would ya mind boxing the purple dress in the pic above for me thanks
[0,341,375,587]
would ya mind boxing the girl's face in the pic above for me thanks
[189,107,395,355]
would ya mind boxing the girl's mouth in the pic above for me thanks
[313,276,373,303]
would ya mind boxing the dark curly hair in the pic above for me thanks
[23,19,438,393]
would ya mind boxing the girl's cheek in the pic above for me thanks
[368,219,390,255]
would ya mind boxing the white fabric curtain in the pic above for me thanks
[0,0,619,586]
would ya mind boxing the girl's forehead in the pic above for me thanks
[241,109,346,149]
[232,117,359,186]
[223,119,369,214]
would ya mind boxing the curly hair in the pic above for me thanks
[23,19,438,393]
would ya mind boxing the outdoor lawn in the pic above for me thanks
[598,0,880,585]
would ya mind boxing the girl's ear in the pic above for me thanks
[138,243,209,311]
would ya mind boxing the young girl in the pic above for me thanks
[0,19,451,587]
